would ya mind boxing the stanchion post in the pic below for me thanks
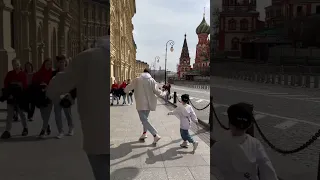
[209,96,213,130]
[173,91,177,104]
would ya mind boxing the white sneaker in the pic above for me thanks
[139,133,147,140]
[131,102,133,105]
[56,133,64,139]
[67,129,74,136]
[192,141,199,153]
[180,141,189,148]
[153,135,161,144]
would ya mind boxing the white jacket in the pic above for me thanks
[212,133,278,180]
[168,104,198,130]
[47,36,110,155]
[124,73,165,111]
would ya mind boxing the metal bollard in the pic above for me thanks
[209,96,213,128]
[173,92,177,104]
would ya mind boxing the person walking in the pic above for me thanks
[32,59,53,138]
[162,83,171,104]
[110,80,119,106]
[211,102,278,180]
[127,79,134,105]
[124,68,167,144]
[52,55,74,139]
[0,58,28,139]
[119,80,127,105]
[167,94,199,153]
[46,36,109,180]
[24,62,35,122]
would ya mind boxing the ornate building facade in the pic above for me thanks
[110,0,137,85]
[177,34,192,78]
[193,14,210,73]
[135,60,149,77]
[0,0,109,89]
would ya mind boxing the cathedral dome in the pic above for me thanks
[196,17,210,34]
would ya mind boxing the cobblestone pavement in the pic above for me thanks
[0,103,96,180]
[110,99,213,180]
[171,81,320,179]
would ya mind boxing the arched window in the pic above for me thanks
[240,19,248,30]
[228,19,236,30]
[231,37,240,50]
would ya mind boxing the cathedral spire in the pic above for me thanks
[203,7,205,18]
[180,33,190,62]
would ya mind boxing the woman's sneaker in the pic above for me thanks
[38,130,46,139]
[180,141,189,148]
[46,125,51,135]
[192,141,199,153]
[56,133,64,139]
[0,131,11,139]
[21,128,28,136]
[153,134,161,144]
[67,129,74,136]
[139,134,147,141]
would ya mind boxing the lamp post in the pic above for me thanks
[165,40,174,84]
[154,56,160,80]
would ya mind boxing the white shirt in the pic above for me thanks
[47,36,110,155]
[212,133,278,180]
[124,72,166,111]
[168,104,198,130]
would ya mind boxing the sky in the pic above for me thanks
[133,0,271,72]
[133,0,210,72]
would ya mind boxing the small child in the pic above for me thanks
[211,102,278,180]
[167,94,199,153]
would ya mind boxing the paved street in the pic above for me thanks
[172,77,320,179]
[110,98,212,180]
[0,103,96,180]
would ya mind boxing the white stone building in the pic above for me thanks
[0,0,109,89]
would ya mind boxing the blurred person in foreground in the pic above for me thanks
[124,68,167,144]
[211,102,278,180]
[46,36,109,180]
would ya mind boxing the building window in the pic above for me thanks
[240,19,248,30]
[231,37,240,50]
[228,19,236,30]
[316,6,320,14]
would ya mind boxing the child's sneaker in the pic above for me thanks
[153,134,161,144]
[180,141,189,148]
[192,141,199,153]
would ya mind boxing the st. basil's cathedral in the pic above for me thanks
[177,13,210,79]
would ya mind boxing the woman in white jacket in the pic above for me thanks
[124,68,167,144]
[211,103,278,180]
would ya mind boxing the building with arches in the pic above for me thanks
[135,60,149,77]
[0,0,109,89]
[110,0,137,85]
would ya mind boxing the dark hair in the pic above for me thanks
[143,68,150,73]
[56,55,66,62]
[181,94,190,104]
[24,62,33,72]
[227,102,254,130]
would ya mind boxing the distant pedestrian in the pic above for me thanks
[24,62,35,122]
[211,102,278,180]
[119,80,127,105]
[110,80,119,105]
[167,94,199,153]
[162,83,171,103]
[47,36,109,180]
[124,68,167,144]
[0,58,28,139]
[32,59,53,138]
[127,79,134,105]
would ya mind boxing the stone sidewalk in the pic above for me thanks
[0,102,96,180]
[110,98,213,180]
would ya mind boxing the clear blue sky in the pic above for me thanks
[133,0,210,72]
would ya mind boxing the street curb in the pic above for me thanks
[158,96,210,130]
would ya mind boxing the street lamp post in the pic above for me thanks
[165,40,174,84]
[154,56,160,80]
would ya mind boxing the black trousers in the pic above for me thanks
[27,103,35,119]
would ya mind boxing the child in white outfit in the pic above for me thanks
[168,94,199,153]
[212,102,278,180]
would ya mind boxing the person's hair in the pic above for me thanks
[181,94,190,104]
[56,55,66,62]
[143,68,150,73]
[227,103,254,130]
[24,62,33,72]
[11,58,20,64]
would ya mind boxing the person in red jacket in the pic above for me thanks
[0,58,28,139]
[32,58,53,138]
[119,80,127,105]
[111,80,119,105]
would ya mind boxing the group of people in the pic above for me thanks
[0,55,75,139]
[110,79,134,106]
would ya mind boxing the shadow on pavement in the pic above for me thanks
[145,147,193,164]
[0,135,56,143]
[110,140,157,160]
[110,167,140,180]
